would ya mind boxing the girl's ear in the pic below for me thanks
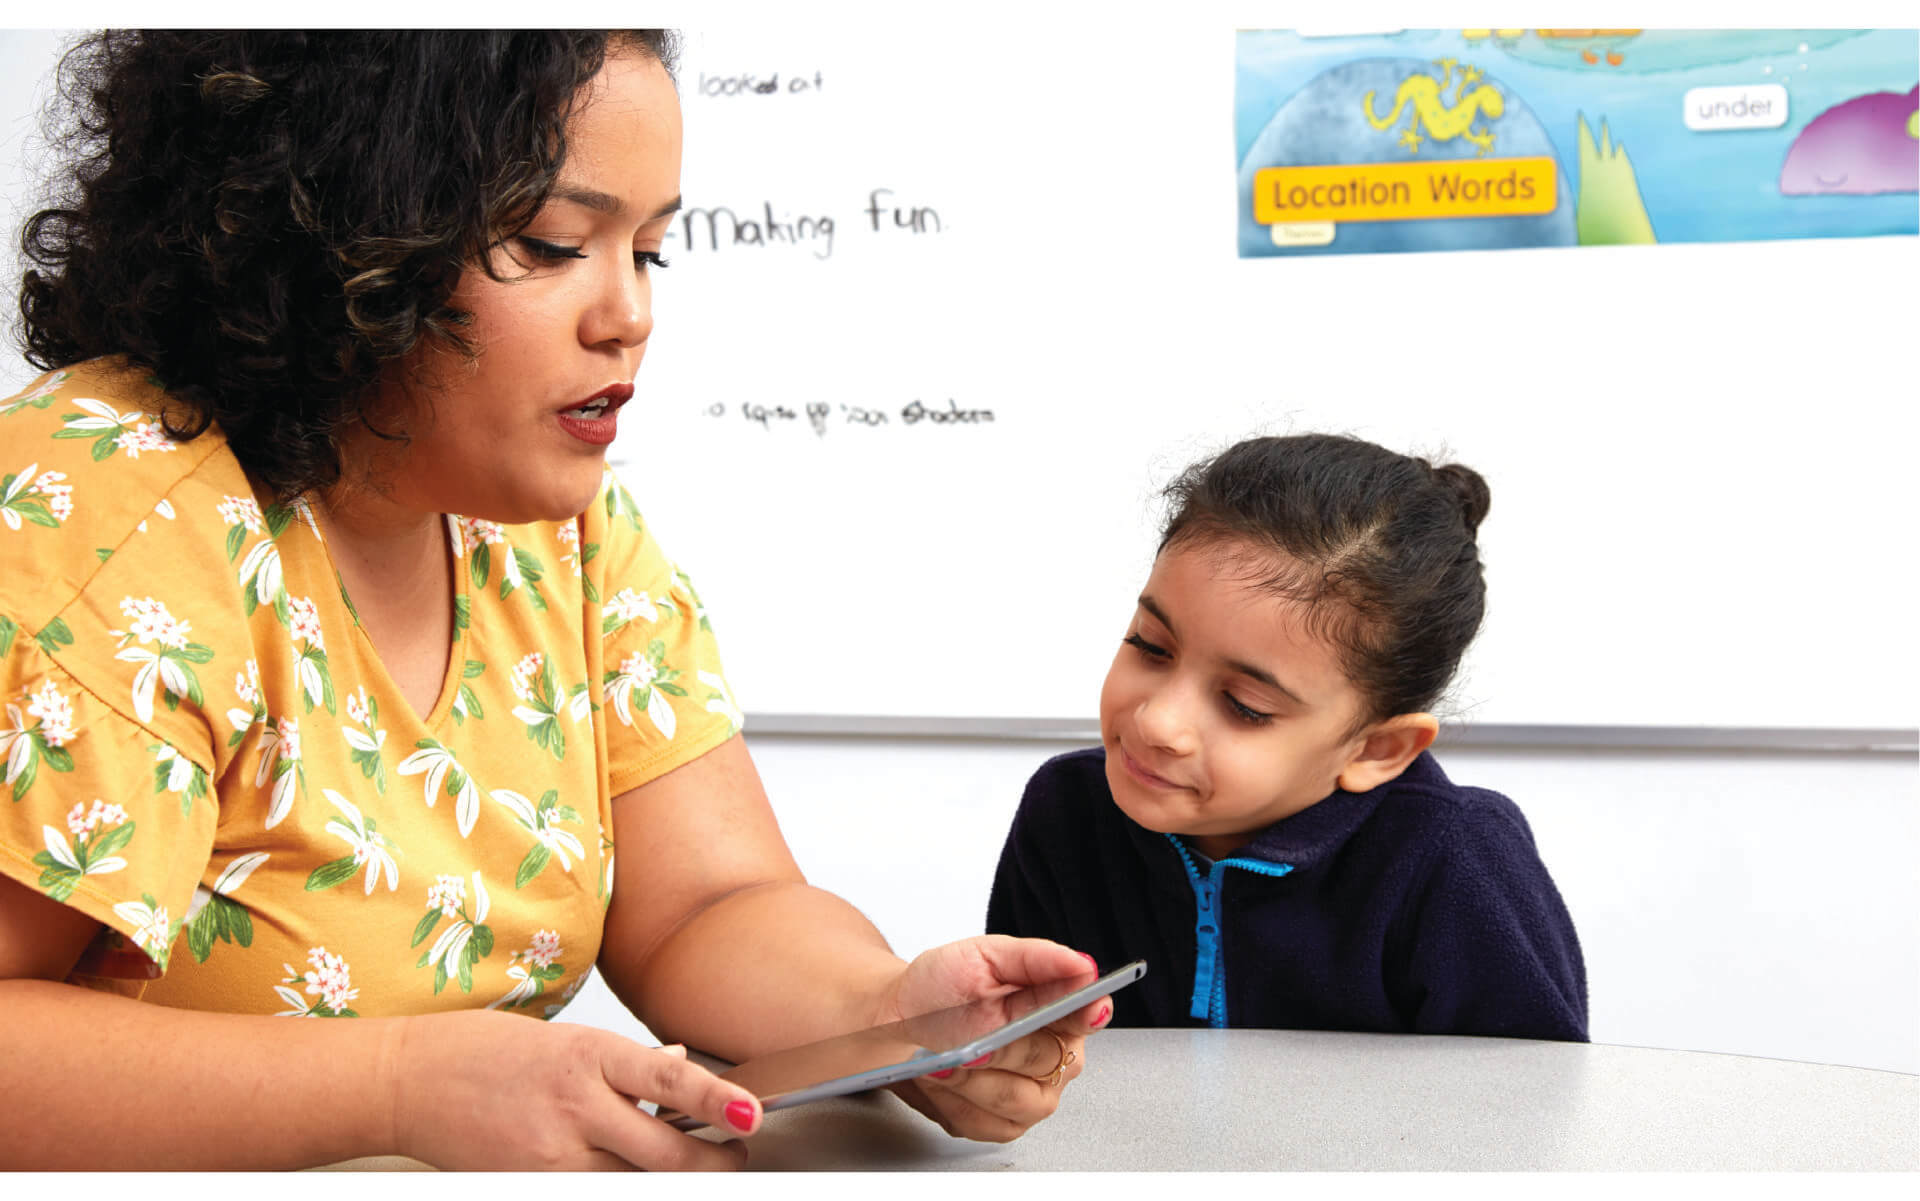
[1335,713,1439,794]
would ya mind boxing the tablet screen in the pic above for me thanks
[658,960,1146,1130]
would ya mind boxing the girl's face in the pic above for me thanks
[1098,540,1416,861]
[369,48,683,525]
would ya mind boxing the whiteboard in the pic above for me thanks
[3,24,1914,733]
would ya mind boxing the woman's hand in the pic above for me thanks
[876,935,1112,1143]
[387,1008,764,1170]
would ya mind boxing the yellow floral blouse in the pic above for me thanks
[0,360,741,1018]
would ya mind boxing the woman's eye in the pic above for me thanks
[634,250,671,271]
[515,237,586,261]
[1224,693,1273,725]
[1122,633,1169,660]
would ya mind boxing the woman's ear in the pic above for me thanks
[1335,713,1439,794]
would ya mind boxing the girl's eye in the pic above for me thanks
[1122,632,1169,660]
[1223,693,1273,725]
[634,250,671,271]
[514,236,585,262]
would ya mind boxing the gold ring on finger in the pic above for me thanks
[1028,1029,1076,1087]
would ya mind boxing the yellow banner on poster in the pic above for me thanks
[1252,157,1558,224]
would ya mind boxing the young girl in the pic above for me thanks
[987,434,1588,1039]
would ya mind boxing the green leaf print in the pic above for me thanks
[33,618,74,655]
[605,482,642,531]
[452,594,471,638]
[411,908,442,949]
[305,855,360,892]
[94,548,112,562]
[185,893,256,963]
[502,548,548,612]
[225,523,246,563]
[515,844,552,890]
[0,615,15,656]
[471,543,492,591]
[263,503,295,539]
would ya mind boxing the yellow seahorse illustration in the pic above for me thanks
[1363,60,1506,155]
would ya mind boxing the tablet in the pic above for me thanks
[657,959,1146,1132]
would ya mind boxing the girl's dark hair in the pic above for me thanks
[17,29,678,501]
[1158,434,1490,728]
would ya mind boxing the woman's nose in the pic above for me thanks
[581,260,652,350]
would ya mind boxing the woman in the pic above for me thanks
[0,31,1102,1170]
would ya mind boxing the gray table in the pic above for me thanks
[721,1028,1918,1171]
[324,1028,1917,1171]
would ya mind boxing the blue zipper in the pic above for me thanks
[1166,835,1295,1027]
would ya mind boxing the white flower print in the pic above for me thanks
[36,805,134,902]
[600,587,661,637]
[259,716,304,829]
[396,738,482,837]
[288,595,324,652]
[4,681,78,803]
[490,788,586,888]
[413,870,495,995]
[217,495,264,533]
[602,640,683,740]
[27,679,75,748]
[427,873,466,918]
[51,397,176,460]
[309,789,400,895]
[287,596,335,714]
[341,686,388,793]
[0,464,74,531]
[111,893,178,969]
[117,420,175,457]
[275,947,359,1017]
[487,930,567,1012]
[508,652,585,760]
[511,653,543,703]
[111,597,213,722]
[225,660,266,749]
[0,369,67,417]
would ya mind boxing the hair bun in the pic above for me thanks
[1432,463,1491,535]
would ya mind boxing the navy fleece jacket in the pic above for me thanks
[986,747,1588,1040]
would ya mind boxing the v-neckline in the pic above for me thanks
[306,504,467,733]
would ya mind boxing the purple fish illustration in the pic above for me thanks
[1779,85,1918,195]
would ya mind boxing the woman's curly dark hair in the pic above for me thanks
[17,29,678,501]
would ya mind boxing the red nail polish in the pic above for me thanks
[963,1054,992,1068]
[724,1100,756,1132]
[1091,1003,1113,1029]
[929,1068,955,1080]
[1079,952,1097,969]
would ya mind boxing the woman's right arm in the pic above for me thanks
[0,872,761,1169]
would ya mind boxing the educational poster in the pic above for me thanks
[1236,29,1919,256]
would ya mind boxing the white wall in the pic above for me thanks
[559,733,1920,1076]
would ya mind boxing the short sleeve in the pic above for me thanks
[584,471,741,797]
[0,622,218,976]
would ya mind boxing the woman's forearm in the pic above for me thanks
[605,881,904,1064]
[0,978,400,1169]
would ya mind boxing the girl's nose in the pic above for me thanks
[1136,687,1198,755]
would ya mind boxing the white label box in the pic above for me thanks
[1684,84,1789,131]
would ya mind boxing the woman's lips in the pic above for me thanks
[556,383,633,446]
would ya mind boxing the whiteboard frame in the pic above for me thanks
[742,713,1918,753]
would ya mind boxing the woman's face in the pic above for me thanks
[372,49,683,525]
